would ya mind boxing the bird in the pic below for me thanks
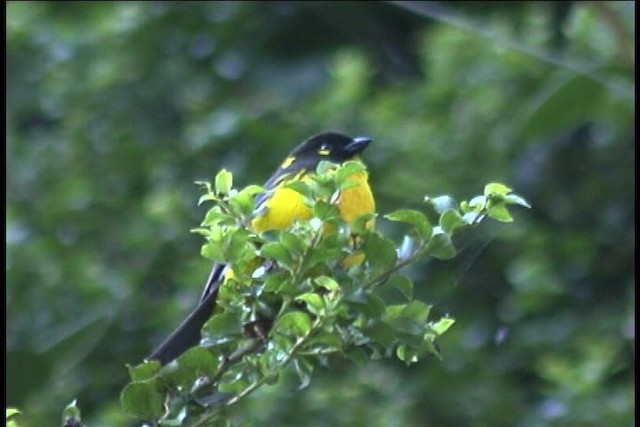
[148,132,375,365]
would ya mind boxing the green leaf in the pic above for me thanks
[197,192,218,206]
[505,193,531,208]
[200,208,231,227]
[6,408,21,419]
[467,195,487,210]
[214,169,233,195]
[387,274,414,301]
[295,293,325,316]
[313,230,349,253]
[302,247,344,271]
[6,408,21,427]
[430,316,456,335]
[316,160,340,175]
[218,363,252,394]
[351,212,377,234]
[385,209,433,240]
[401,300,431,325]
[264,272,296,295]
[484,182,512,197]
[201,240,224,263]
[314,276,340,292]
[195,180,213,194]
[162,347,221,390]
[230,184,264,216]
[358,293,386,319]
[425,228,457,260]
[202,312,243,345]
[279,230,306,256]
[384,301,431,335]
[336,160,366,185]
[127,360,161,381]
[420,339,442,360]
[305,331,342,351]
[396,344,420,364]
[313,200,341,221]
[439,209,466,234]
[364,322,396,349]
[177,346,221,373]
[226,228,253,263]
[195,180,215,205]
[120,380,164,421]
[487,203,514,222]
[274,311,313,337]
[260,241,296,270]
[363,232,397,273]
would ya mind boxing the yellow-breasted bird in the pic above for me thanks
[148,132,375,365]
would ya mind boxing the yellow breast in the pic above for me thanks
[251,171,375,233]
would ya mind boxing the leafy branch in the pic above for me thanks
[120,161,529,426]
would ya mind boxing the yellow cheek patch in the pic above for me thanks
[318,149,331,156]
[280,156,296,169]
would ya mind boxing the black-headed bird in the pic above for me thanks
[148,132,375,365]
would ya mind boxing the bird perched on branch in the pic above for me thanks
[148,132,375,365]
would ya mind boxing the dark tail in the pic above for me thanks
[148,263,226,365]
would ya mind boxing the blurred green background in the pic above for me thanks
[6,1,634,426]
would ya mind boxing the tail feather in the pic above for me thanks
[148,263,227,365]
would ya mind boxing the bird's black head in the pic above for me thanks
[290,132,372,166]
[261,132,372,199]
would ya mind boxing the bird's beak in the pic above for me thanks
[345,136,372,154]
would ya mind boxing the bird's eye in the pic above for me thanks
[318,144,331,155]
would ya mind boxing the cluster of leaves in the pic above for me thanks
[120,161,528,426]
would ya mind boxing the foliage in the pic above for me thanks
[6,2,634,427]
[121,164,527,426]
[6,409,21,427]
